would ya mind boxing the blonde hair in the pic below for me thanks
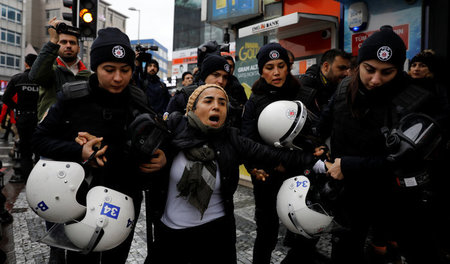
[185,84,229,115]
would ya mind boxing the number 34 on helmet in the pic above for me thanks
[26,160,135,253]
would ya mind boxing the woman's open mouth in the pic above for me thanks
[208,115,220,126]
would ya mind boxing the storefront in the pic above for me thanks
[231,0,341,92]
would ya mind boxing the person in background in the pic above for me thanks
[408,49,435,79]
[149,84,317,264]
[133,58,170,116]
[222,55,248,128]
[32,27,167,264]
[181,71,194,87]
[29,17,91,121]
[0,98,16,141]
[3,54,40,183]
[165,54,230,115]
[298,49,351,115]
[286,49,295,71]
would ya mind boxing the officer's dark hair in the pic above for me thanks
[25,54,38,67]
[222,55,234,65]
[319,49,352,66]
[287,49,295,62]
[182,71,193,81]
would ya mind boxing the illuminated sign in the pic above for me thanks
[208,0,260,24]
[239,12,299,38]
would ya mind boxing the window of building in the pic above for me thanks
[1,5,22,24]
[0,53,21,69]
[0,28,21,46]
[7,31,14,43]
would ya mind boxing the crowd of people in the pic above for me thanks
[0,16,449,264]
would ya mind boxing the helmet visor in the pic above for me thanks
[282,101,320,149]
[37,222,86,252]
[288,203,343,238]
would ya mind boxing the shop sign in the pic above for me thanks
[351,24,409,55]
[239,12,299,38]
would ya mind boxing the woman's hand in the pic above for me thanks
[327,158,344,180]
[251,168,269,181]
[78,132,108,167]
[139,149,167,173]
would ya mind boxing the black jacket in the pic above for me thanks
[240,75,312,175]
[32,74,152,199]
[298,64,337,116]
[133,66,170,116]
[148,112,314,219]
[3,69,39,112]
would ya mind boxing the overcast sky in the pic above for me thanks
[105,0,175,59]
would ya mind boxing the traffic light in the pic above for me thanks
[62,0,77,26]
[78,0,97,39]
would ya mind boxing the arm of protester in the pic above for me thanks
[29,17,60,86]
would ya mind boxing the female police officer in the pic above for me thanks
[320,26,444,264]
[32,27,166,263]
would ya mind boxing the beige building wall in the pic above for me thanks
[0,0,25,80]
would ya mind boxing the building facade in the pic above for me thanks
[1,0,128,93]
[1,0,25,91]
[171,0,235,86]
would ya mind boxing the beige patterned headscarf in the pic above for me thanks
[185,84,229,115]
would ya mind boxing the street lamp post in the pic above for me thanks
[128,7,141,44]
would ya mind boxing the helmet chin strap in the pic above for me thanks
[287,204,312,239]
[81,225,105,254]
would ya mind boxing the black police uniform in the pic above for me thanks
[241,75,321,264]
[32,75,155,263]
[318,73,447,264]
[298,64,338,116]
[3,69,39,180]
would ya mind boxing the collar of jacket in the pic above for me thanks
[56,57,88,72]
[253,74,300,99]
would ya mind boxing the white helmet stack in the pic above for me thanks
[26,160,135,253]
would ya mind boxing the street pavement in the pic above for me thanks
[0,138,332,264]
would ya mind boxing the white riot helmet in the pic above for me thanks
[276,175,341,239]
[64,186,135,252]
[26,160,135,253]
[26,160,86,223]
[258,100,318,149]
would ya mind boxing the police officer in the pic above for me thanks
[3,53,40,183]
[241,43,323,264]
[320,26,446,264]
[165,54,230,115]
[32,27,167,263]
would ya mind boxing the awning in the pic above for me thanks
[238,12,339,47]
